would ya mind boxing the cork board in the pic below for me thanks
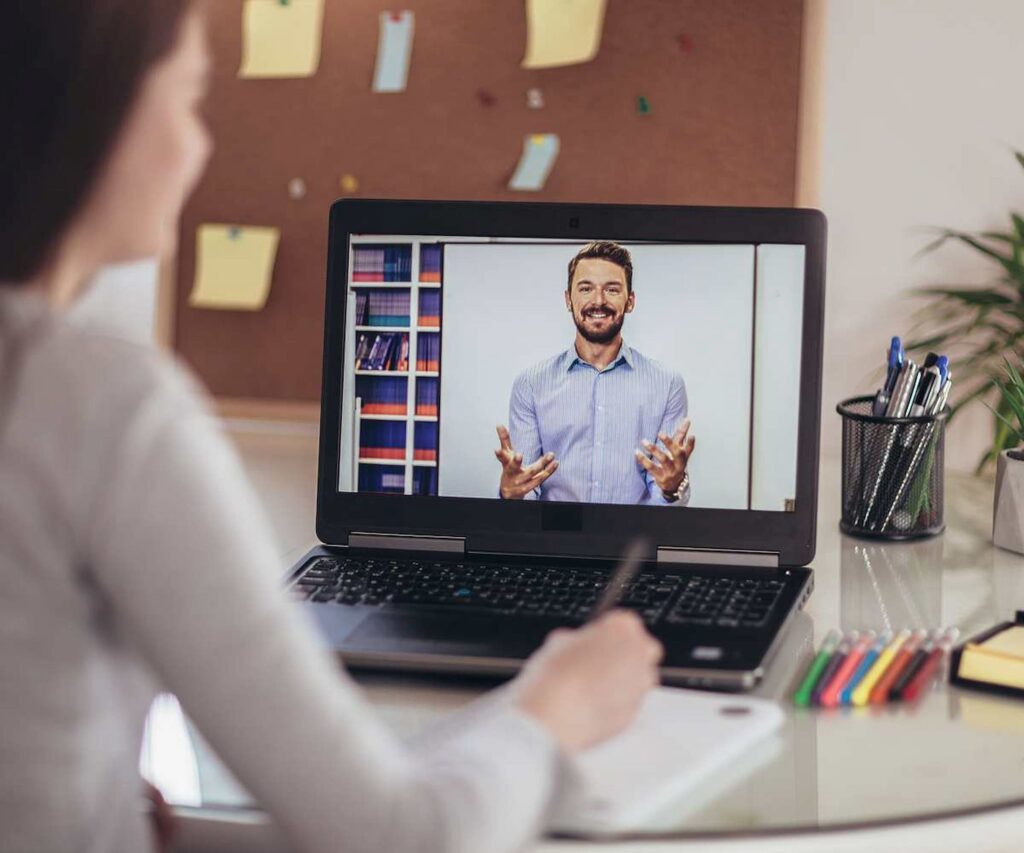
[175,0,808,403]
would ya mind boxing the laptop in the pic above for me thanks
[289,199,826,690]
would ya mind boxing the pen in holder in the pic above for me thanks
[838,396,948,540]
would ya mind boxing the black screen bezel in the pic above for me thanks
[316,200,826,566]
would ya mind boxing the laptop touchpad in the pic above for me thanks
[343,611,545,658]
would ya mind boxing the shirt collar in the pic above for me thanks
[563,340,635,372]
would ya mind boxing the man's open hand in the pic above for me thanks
[495,424,559,499]
[635,419,695,496]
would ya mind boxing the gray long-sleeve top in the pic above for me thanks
[0,289,559,852]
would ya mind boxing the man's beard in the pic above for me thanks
[573,308,625,344]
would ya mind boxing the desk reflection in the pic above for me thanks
[840,536,943,632]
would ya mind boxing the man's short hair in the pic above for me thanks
[567,241,633,293]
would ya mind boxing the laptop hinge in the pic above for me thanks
[348,532,466,554]
[656,547,779,569]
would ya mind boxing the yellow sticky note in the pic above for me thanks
[522,0,608,69]
[190,225,280,311]
[981,626,1024,659]
[239,0,325,79]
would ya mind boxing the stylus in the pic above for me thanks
[590,538,649,621]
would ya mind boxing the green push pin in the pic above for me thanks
[637,95,651,116]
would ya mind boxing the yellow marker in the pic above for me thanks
[239,0,325,79]
[852,629,910,707]
[189,224,280,311]
[522,0,608,69]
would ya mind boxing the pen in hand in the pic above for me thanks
[590,538,649,622]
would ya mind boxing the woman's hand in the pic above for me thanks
[512,611,663,754]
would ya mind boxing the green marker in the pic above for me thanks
[793,629,841,707]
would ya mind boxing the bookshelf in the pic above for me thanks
[341,238,444,496]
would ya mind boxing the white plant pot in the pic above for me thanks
[993,449,1024,555]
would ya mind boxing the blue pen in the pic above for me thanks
[936,355,949,383]
[840,633,889,705]
[873,337,904,416]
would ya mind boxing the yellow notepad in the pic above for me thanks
[954,624,1024,693]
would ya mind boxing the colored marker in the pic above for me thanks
[794,630,841,707]
[820,632,875,708]
[890,631,939,701]
[840,632,890,706]
[812,632,855,707]
[869,629,927,705]
[903,628,960,702]
[852,629,910,707]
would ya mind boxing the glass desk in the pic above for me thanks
[145,434,1024,843]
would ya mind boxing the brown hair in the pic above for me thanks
[0,0,194,283]
[567,241,634,293]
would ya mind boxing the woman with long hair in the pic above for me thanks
[0,4,662,851]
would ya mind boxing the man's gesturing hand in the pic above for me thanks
[495,424,558,499]
[635,418,695,496]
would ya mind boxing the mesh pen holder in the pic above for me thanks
[838,396,948,541]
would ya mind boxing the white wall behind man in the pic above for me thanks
[818,0,1024,472]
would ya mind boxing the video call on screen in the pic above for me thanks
[338,236,805,512]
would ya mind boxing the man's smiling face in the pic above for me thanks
[565,257,635,344]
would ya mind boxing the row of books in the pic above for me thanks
[417,333,440,372]
[419,291,441,327]
[358,465,406,494]
[355,291,410,327]
[416,377,439,416]
[355,332,409,371]
[421,244,443,282]
[356,376,406,415]
[359,421,406,460]
[352,245,412,282]
[356,465,438,496]
[359,422,438,462]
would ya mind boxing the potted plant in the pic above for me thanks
[908,151,1024,472]
[992,357,1024,554]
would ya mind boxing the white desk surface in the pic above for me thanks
[160,424,1024,853]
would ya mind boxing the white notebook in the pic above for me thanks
[549,687,785,834]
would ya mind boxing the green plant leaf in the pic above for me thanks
[917,287,1014,306]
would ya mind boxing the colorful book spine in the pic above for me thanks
[416,333,440,372]
[420,244,443,282]
[355,333,409,371]
[415,378,439,416]
[414,422,438,461]
[413,467,438,495]
[418,290,441,328]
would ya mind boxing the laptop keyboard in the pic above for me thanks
[292,556,786,629]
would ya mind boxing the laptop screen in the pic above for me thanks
[338,236,805,513]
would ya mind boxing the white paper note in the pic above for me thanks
[372,11,415,93]
[508,134,560,191]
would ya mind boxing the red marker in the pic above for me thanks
[902,628,960,702]
[870,629,926,705]
[820,632,874,708]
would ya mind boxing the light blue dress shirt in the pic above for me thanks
[506,342,690,506]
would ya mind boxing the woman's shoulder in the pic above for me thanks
[22,317,210,427]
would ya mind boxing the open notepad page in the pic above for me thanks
[549,688,785,835]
